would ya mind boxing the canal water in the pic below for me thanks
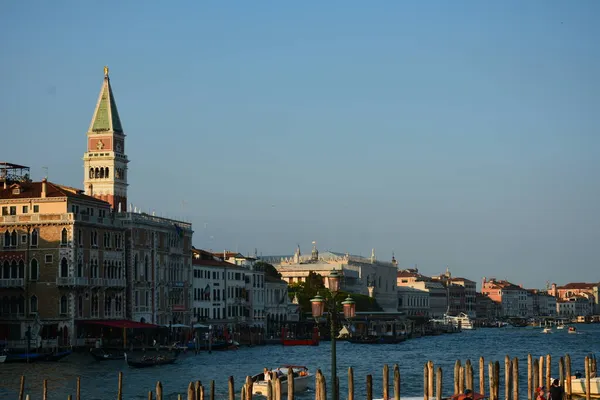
[1,324,598,399]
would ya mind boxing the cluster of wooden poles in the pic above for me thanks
[422,354,598,400]
[15,354,597,400]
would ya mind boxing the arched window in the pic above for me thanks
[95,168,100,178]
[30,295,38,313]
[17,296,24,315]
[89,168,94,179]
[99,168,105,179]
[60,295,67,314]
[2,261,9,279]
[61,228,68,244]
[11,261,17,279]
[60,258,68,277]
[3,231,9,247]
[31,229,38,247]
[30,259,39,281]
[18,260,24,279]
[11,230,17,246]
[144,256,149,279]
[78,295,83,317]
[105,167,109,178]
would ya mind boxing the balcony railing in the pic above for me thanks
[56,277,89,287]
[104,278,126,288]
[89,278,104,286]
[0,278,24,288]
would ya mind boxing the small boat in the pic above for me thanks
[347,335,383,344]
[568,326,577,334]
[542,327,552,334]
[41,350,72,362]
[281,338,319,346]
[3,352,45,363]
[569,376,600,396]
[252,365,312,396]
[0,355,6,363]
[126,353,177,368]
[90,348,125,361]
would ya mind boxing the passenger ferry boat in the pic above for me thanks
[444,313,475,330]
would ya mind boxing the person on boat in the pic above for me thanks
[549,379,563,400]
[536,386,547,400]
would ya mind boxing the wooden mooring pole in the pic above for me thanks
[454,360,461,395]
[546,354,552,390]
[512,357,519,400]
[367,374,373,400]
[528,354,533,400]
[384,364,390,400]
[348,367,354,400]
[585,356,591,400]
[565,354,572,400]
[480,357,485,396]
[428,361,434,399]
[394,364,400,400]
[505,356,511,400]
[436,367,443,400]
[425,363,430,400]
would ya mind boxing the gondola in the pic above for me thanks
[126,354,177,368]
[40,350,72,361]
[347,335,383,344]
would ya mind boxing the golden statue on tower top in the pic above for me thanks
[104,66,109,77]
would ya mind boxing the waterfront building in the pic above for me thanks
[549,282,599,314]
[556,295,593,318]
[526,289,557,317]
[266,243,398,312]
[192,248,247,325]
[1,164,125,346]
[264,275,298,337]
[120,212,193,325]
[475,292,501,321]
[396,269,447,318]
[431,269,473,317]
[396,286,430,317]
[481,277,528,317]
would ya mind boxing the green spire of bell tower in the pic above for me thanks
[89,66,123,133]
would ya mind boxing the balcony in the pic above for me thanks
[104,278,126,288]
[89,278,104,287]
[56,277,89,287]
[0,278,24,288]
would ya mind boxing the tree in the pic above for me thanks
[254,261,281,280]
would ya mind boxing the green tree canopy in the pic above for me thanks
[254,261,281,280]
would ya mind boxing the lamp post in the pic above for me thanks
[311,270,356,400]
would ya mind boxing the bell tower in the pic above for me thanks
[83,66,129,211]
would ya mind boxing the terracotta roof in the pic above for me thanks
[0,181,110,206]
[557,282,599,290]
[397,269,428,279]
[448,277,475,283]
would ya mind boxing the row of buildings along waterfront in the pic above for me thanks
[266,248,600,323]
[1,67,599,348]
[0,67,296,347]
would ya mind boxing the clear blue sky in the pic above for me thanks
[2,1,599,288]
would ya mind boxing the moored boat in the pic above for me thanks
[3,352,45,363]
[569,377,600,396]
[41,350,72,361]
[568,326,577,334]
[252,366,312,396]
[126,353,177,368]
[347,335,383,344]
[0,355,6,363]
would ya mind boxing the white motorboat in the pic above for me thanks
[445,313,475,330]
[252,365,312,396]
[568,326,577,334]
[542,327,552,334]
[0,355,6,363]
[569,377,600,396]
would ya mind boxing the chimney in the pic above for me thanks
[41,178,47,198]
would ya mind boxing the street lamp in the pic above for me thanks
[310,269,356,400]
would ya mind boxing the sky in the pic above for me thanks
[1,1,599,289]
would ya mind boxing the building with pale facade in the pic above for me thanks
[266,243,398,312]
[397,286,430,317]
[396,269,447,318]
[481,278,528,317]
[548,282,599,315]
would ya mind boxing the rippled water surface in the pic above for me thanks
[1,324,598,399]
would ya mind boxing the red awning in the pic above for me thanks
[80,320,159,329]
